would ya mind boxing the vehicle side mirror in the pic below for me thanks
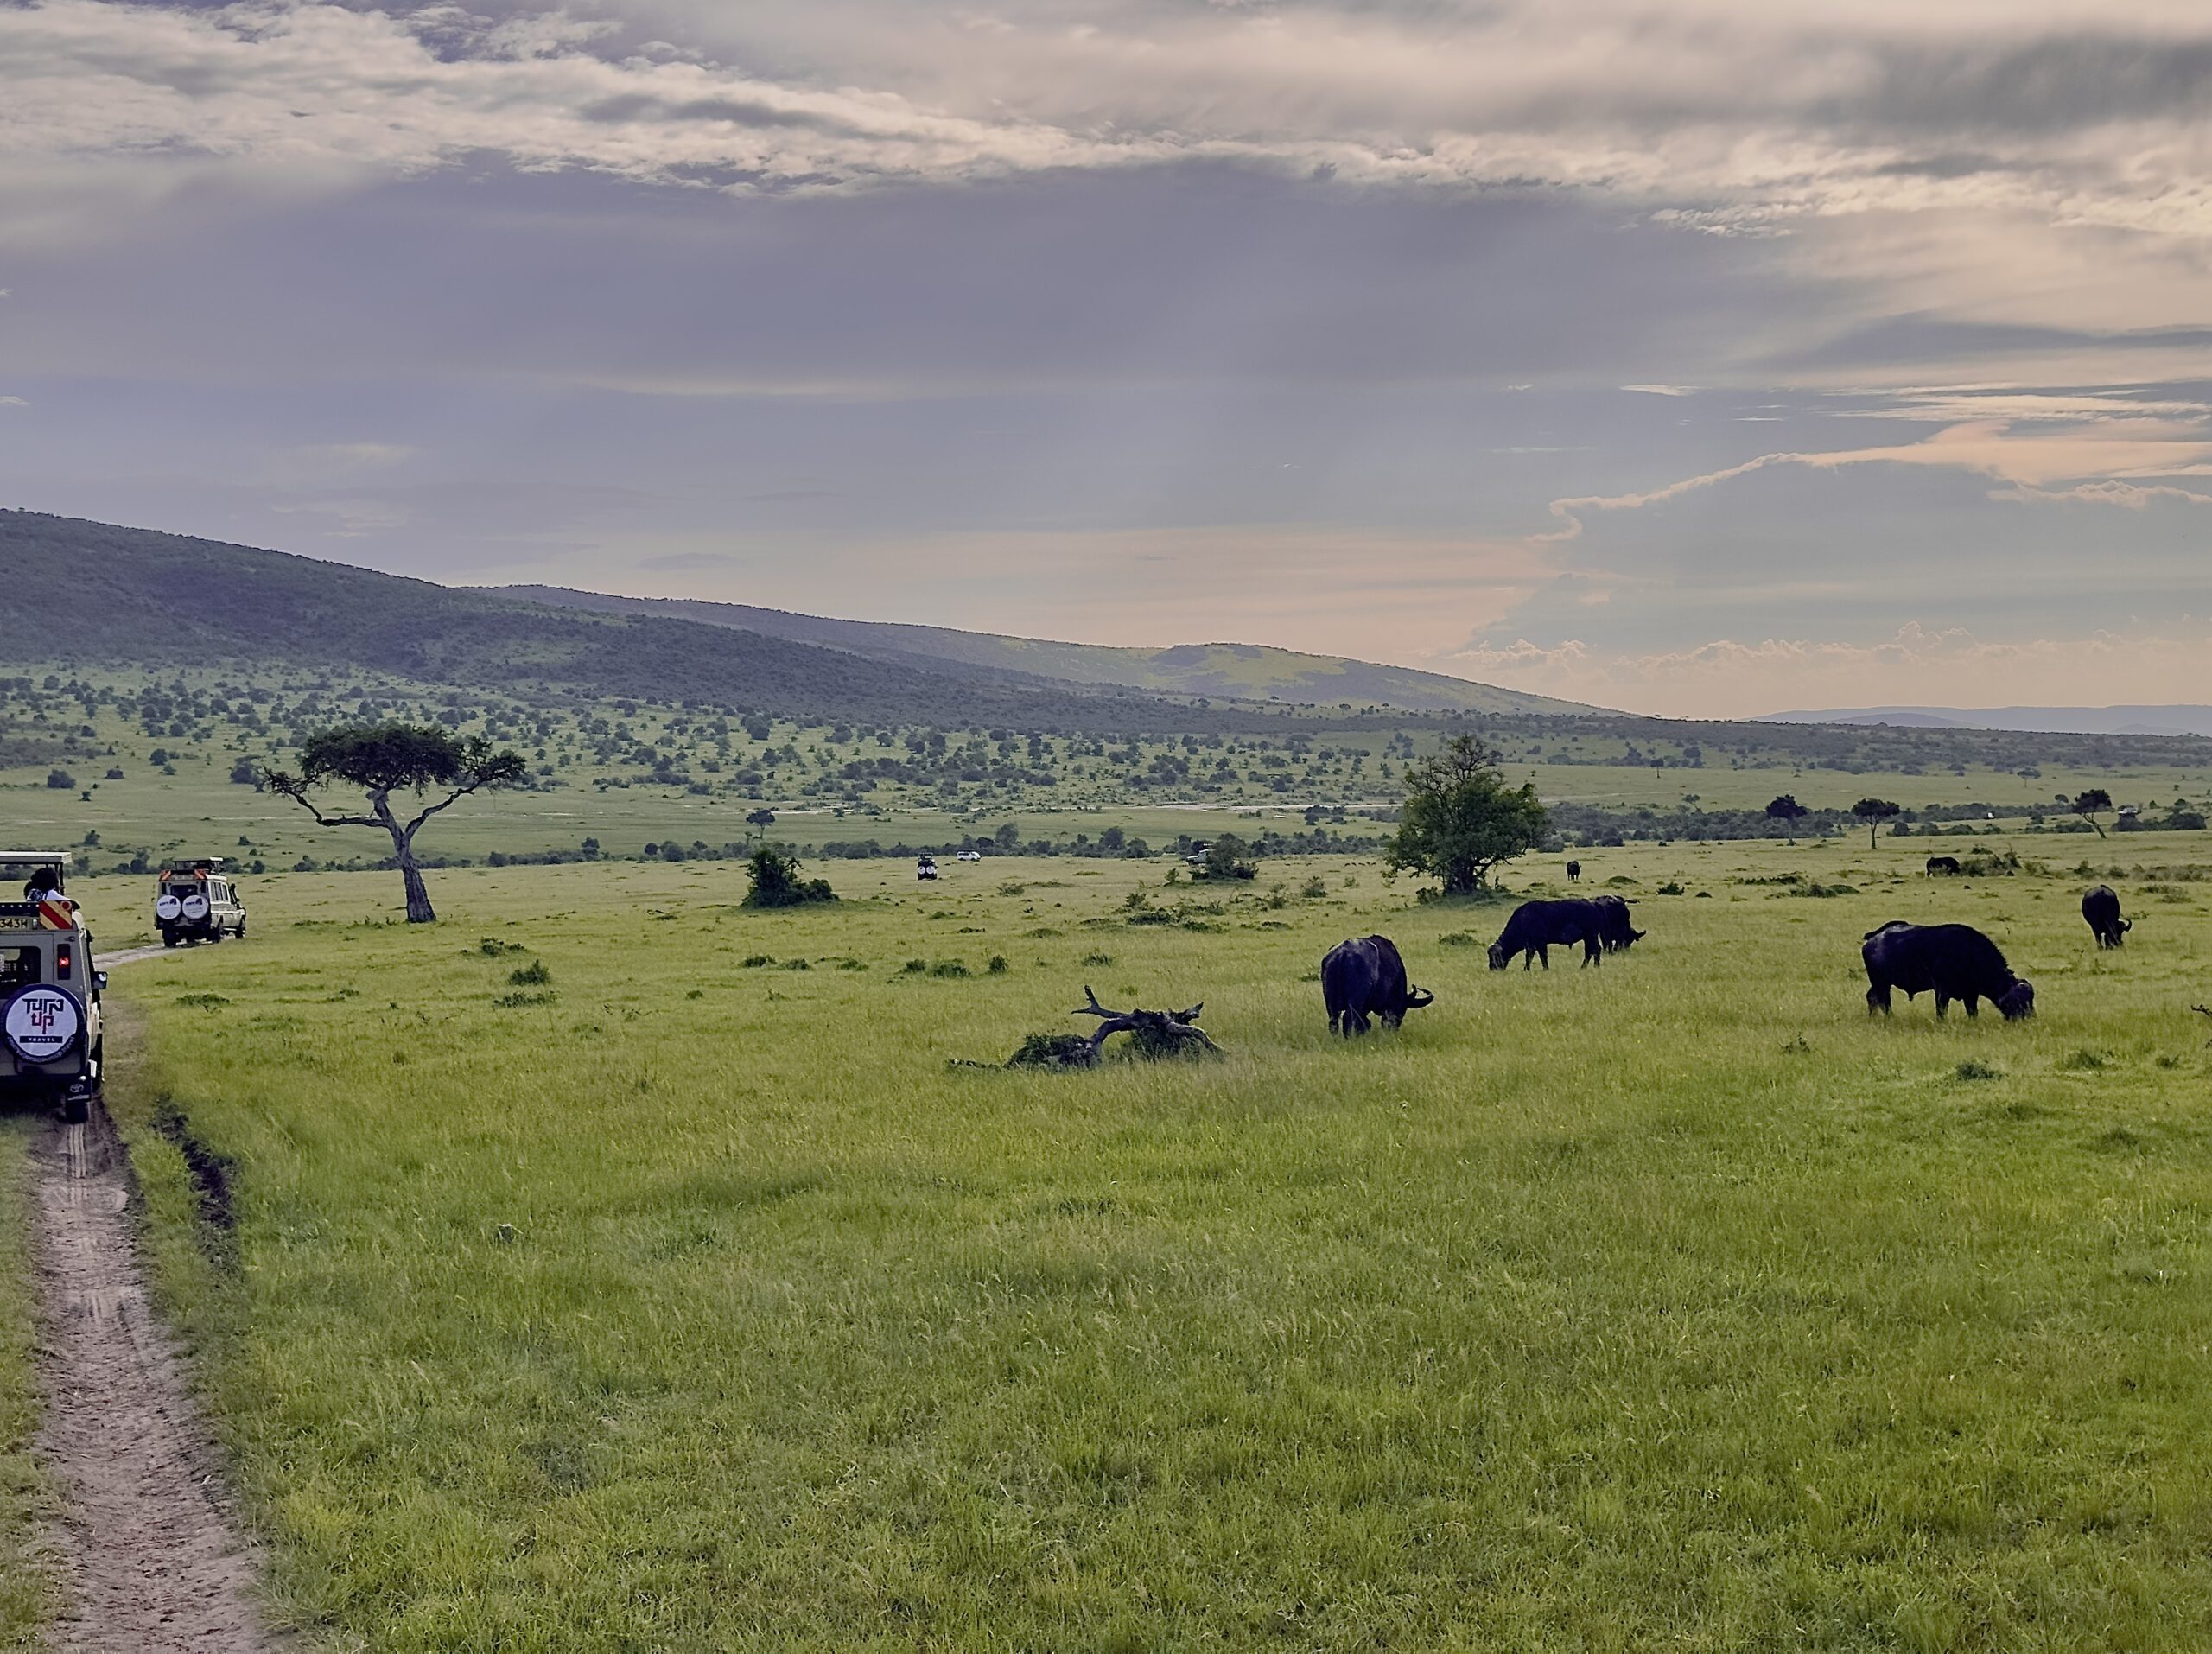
[95,971,109,991]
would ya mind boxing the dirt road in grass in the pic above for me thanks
[29,1104,278,1651]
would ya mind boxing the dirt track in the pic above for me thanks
[29,997,282,1649]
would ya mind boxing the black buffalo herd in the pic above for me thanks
[1319,877,2139,1034]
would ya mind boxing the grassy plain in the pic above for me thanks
[0,1121,52,1650]
[84,837,2212,1650]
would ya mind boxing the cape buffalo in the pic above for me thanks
[1320,935,1433,1035]
[1488,900,1604,970]
[1862,921,2034,1021]
[2082,885,2131,949]
[1565,860,1581,882]
[1591,894,1645,952]
[1925,856,1961,875]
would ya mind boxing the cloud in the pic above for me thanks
[1992,479,2212,507]
[0,395,25,408]
[7,0,2212,340]
[1449,620,2212,720]
[1622,385,1698,397]
[1534,410,2212,541]
[636,550,738,570]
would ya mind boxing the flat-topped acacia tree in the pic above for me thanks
[265,723,525,922]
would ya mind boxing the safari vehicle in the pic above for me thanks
[916,856,939,881]
[156,858,246,946]
[1,852,104,1123]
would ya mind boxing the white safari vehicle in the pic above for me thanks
[1,852,104,1123]
[156,858,247,946]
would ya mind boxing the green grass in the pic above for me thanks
[0,1121,54,1650]
[99,840,2212,1650]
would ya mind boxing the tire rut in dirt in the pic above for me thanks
[30,1108,282,1651]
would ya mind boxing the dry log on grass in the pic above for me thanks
[965,986,1225,1071]
[1070,985,1224,1059]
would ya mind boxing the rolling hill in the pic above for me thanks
[498,587,1591,716]
[0,510,1269,731]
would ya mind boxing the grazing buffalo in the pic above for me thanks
[1862,921,2034,1021]
[1488,900,1605,970]
[1591,894,1645,952]
[1566,860,1581,882]
[2082,885,2131,949]
[1925,856,1961,875]
[1321,935,1433,1035]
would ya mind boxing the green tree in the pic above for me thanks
[741,846,836,909]
[265,723,524,922]
[1851,797,1902,849]
[1204,833,1258,880]
[1764,794,1809,839]
[2070,787,2113,838]
[1385,734,1548,895]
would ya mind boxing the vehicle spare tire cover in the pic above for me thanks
[181,893,211,922]
[155,894,182,921]
[3,985,82,1064]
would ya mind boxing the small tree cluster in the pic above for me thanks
[741,847,836,908]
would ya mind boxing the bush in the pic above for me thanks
[45,769,75,790]
[507,960,552,986]
[741,847,835,908]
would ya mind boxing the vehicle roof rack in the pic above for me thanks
[0,851,69,868]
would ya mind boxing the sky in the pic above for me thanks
[2,0,2209,718]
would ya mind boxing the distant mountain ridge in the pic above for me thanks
[0,511,1296,731]
[496,586,1592,716]
[1761,704,2212,739]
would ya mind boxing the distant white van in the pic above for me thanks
[956,849,982,862]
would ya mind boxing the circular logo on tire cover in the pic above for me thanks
[3,986,82,1064]
[155,894,182,921]
[181,893,210,922]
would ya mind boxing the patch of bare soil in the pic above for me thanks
[29,1110,281,1651]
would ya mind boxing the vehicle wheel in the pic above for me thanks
[163,933,181,948]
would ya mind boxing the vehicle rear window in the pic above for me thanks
[0,948,41,987]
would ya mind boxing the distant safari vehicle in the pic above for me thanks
[956,849,982,862]
[156,859,247,946]
[1,852,105,1123]
[917,856,939,881]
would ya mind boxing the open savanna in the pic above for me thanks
[90,837,2212,1651]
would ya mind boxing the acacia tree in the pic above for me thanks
[1765,794,1809,841]
[2069,787,2113,838]
[1385,734,1548,895]
[265,724,525,922]
[1851,797,1902,849]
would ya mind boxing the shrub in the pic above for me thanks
[1955,1060,2001,1081]
[507,960,552,986]
[742,847,835,908]
[987,955,1009,975]
[741,954,776,968]
[45,769,75,789]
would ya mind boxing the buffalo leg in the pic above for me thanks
[1964,996,1980,1018]
[1935,994,1950,1020]
[1866,983,1891,1015]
